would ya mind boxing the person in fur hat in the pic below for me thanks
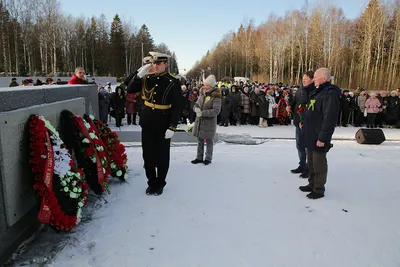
[191,75,222,165]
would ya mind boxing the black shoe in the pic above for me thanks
[299,169,309,178]
[203,160,211,165]
[154,187,163,196]
[191,159,203,164]
[299,185,313,192]
[306,191,324,199]
[146,187,154,195]
[291,167,304,174]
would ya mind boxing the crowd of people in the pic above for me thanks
[179,79,400,130]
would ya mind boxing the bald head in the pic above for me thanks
[314,68,331,87]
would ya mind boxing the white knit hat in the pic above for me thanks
[203,75,216,87]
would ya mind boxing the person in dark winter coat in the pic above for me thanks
[229,85,242,125]
[188,88,199,123]
[9,78,18,87]
[257,88,269,127]
[110,86,126,127]
[300,68,341,199]
[180,85,190,124]
[386,90,399,127]
[288,71,315,178]
[340,89,354,127]
[98,87,110,124]
[220,87,231,127]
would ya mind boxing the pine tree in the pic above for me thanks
[110,14,125,77]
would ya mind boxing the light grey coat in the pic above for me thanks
[192,87,222,140]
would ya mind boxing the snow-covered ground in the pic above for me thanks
[34,138,400,267]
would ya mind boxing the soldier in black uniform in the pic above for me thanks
[125,52,182,196]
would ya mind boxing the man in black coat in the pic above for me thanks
[125,52,182,196]
[288,71,315,178]
[299,68,341,199]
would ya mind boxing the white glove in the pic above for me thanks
[194,107,201,113]
[137,64,151,78]
[196,111,202,118]
[165,129,174,139]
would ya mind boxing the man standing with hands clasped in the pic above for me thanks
[125,52,182,196]
[299,68,341,199]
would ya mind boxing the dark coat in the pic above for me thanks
[110,92,126,119]
[126,71,182,131]
[290,84,315,127]
[193,88,222,140]
[257,91,269,118]
[220,88,231,117]
[249,90,259,117]
[386,96,400,121]
[98,92,110,122]
[304,82,341,152]
[229,88,242,120]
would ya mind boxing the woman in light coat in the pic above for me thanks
[191,75,222,165]
[365,92,381,128]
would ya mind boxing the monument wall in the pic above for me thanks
[0,84,98,265]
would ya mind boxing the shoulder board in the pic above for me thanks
[167,73,180,80]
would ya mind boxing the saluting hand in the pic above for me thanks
[165,129,174,139]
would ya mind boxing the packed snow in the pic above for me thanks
[37,133,400,267]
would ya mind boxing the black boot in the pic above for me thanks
[146,187,154,195]
[291,166,304,174]
[299,185,313,192]
[154,187,163,196]
[299,169,309,178]
[306,191,324,199]
[203,160,211,165]
[191,159,203,164]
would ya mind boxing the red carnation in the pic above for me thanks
[86,146,95,156]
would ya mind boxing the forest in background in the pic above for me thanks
[0,0,179,78]
[187,0,400,90]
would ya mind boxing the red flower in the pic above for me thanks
[86,146,95,156]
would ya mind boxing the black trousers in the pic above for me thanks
[141,127,171,189]
[127,113,137,125]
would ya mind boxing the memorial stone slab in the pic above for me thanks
[0,98,85,227]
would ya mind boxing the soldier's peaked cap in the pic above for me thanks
[149,51,170,62]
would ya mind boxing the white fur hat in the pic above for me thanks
[203,75,216,87]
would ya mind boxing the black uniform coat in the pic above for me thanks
[304,82,341,152]
[126,71,182,132]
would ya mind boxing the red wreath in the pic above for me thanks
[59,110,110,195]
[90,117,128,181]
[29,115,89,231]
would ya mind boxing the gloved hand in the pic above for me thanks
[194,107,201,113]
[196,111,202,118]
[165,129,174,139]
[137,64,151,78]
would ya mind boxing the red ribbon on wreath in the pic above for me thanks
[37,131,55,223]
[72,116,105,191]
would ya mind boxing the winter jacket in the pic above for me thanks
[290,84,314,127]
[193,87,222,140]
[304,82,341,152]
[365,98,381,113]
[386,96,400,122]
[125,93,136,114]
[240,93,250,114]
[67,74,87,84]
